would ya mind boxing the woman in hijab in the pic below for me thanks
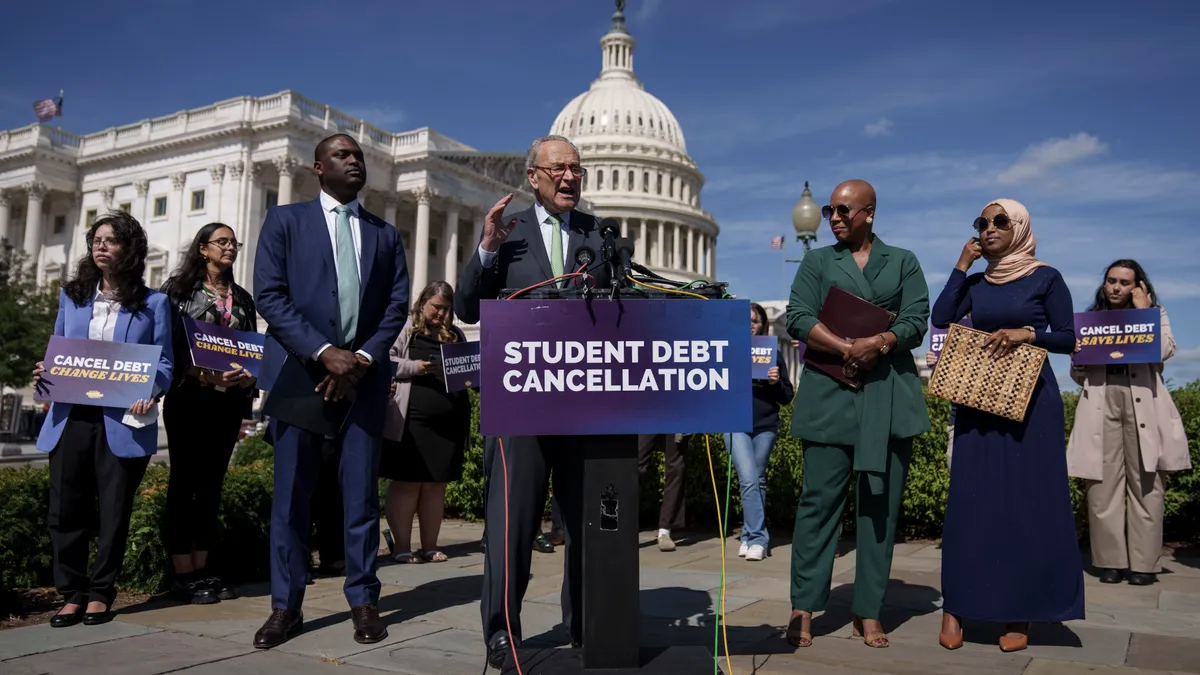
[931,199,1084,652]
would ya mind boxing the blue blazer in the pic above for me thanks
[36,289,175,457]
[253,198,410,432]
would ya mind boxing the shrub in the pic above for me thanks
[3,381,1198,600]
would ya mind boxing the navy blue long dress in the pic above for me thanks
[932,266,1085,623]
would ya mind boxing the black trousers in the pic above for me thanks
[311,437,346,567]
[48,405,151,606]
[163,382,244,555]
[480,435,584,645]
[637,434,687,531]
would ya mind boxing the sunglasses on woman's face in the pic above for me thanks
[822,204,868,221]
[973,214,1012,232]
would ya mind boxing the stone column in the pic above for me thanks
[671,222,682,271]
[134,179,150,225]
[620,217,628,238]
[383,195,398,228]
[708,235,716,279]
[169,173,187,271]
[684,224,694,273]
[444,202,460,289]
[638,219,647,264]
[0,190,10,244]
[472,211,485,249]
[412,186,433,293]
[208,165,225,221]
[700,235,709,276]
[22,182,46,259]
[100,185,115,212]
[655,220,665,267]
[274,156,298,206]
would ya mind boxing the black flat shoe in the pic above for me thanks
[1098,568,1124,584]
[82,607,114,625]
[487,632,512,670]
[203,575,236,601]
[253,609,303,649]
[172,577,218,605]
[50,605,86,628]
[533,533,555,554]
[1128,572,1157,586]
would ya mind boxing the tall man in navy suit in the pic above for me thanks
[252,134,409,648]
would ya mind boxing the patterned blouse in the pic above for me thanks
[197,283,252,331]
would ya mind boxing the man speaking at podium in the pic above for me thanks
[457,135,624,669]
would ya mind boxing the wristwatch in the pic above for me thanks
[876,333,891,355]
[1022,325,1036,342]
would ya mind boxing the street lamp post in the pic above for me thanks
[791,180,822,255]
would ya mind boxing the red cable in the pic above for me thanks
[498,437,524,675]
[505,272,586,300]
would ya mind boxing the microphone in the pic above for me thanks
[598,217,621,262]
[616,237,635,280]
[574,245,595,268]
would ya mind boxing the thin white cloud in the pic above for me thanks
[863,118,894,137]
[342,105,407,129]
[997,132,1108,185]
[633,0,663,21]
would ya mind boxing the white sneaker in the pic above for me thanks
[745,545,766,561]
[737,541,749,557]
[657,532,676,552]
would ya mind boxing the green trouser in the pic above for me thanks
[790,438,912,619]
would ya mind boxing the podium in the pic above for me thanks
[483,284,742,675]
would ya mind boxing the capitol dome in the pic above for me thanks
[551,2,719,281]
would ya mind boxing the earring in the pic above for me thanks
[865,217,873,225]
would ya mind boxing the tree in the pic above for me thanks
[0,243,59,390]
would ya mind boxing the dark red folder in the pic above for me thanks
[802,286,896,389]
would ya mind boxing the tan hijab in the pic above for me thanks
[982,198,1047,285]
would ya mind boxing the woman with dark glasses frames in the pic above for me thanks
[932,199,1083,652]
[784,180,931,649]
[160,223,258,605]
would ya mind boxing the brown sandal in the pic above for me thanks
[786,610,813,648]
[852,616,889,648]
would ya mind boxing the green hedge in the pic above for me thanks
[3,384,1199,603]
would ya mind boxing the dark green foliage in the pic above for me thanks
[0,243,60,389]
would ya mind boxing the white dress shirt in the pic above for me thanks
[478,201,571,271]
[91,285,157,427]
[313,190,373,363]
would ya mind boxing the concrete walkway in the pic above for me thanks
[3,521,1200,674]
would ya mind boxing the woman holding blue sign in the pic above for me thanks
[785,180,931,649]
[33,212,174,627]
[1068,261,1190,587]
[724,302,793,562]
[382,281,469,563]
[160,222,258,604]
[932,199,1083,652]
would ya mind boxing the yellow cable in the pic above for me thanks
[627,274,708,300]
[704,435,734,675]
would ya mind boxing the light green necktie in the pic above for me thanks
[547,214,564,279]
[334,204,359,345]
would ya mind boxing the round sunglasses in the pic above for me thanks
[973,214,1013,232]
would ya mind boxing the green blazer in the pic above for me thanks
[786,235,931,493]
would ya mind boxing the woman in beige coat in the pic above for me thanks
[1068,260,1191,586]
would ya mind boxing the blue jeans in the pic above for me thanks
[724,431,778,548]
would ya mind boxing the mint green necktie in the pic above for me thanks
[334,204,359,345]
[547,214,564,278]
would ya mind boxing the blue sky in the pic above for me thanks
[4,0,1199,386]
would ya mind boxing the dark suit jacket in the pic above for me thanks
[455,206,614,324]
[253,198,410,427]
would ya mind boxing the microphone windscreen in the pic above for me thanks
[616,237,635,255]
[599,217,621,237]
[574,245,596,266]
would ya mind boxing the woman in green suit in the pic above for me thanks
[784,180,931,649]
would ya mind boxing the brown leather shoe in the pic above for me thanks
[351,605,388,644]
[253,609,303,649]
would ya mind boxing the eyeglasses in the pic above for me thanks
[206,238,244,251]
[89,236,120,249]
[532,164,587,181]
[821,204,869,221]
[973,214,1012,232]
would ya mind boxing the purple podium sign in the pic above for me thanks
[751,336,777,379]
[38,336,161,408]
[929,316,972,364]
[1074,308,1162,365]
[441,341,481,392]
[184,316,265,377]
[479,299,752,437]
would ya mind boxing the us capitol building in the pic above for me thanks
[0,3,718,348]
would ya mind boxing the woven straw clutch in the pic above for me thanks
[929,323,1047,422]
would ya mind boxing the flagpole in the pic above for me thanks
[56,89,63,131]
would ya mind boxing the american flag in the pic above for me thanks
[32,92,63,123]
[770,235,785,250]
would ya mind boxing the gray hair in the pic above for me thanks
[525,135,580,170]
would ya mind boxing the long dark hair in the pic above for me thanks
[750,302,769,336]
[410,281,459,343]
[164,222,237,303]
[62,211,150,311]
[1088,259,1157,311]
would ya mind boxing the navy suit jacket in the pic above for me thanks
[253,198,410,431]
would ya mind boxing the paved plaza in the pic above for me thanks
[3,521,1200,674]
